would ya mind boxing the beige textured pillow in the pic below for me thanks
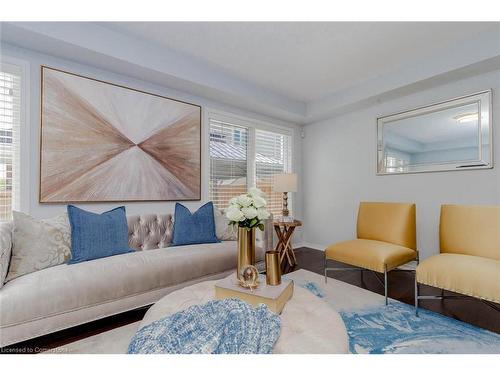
[5,211,71,282]
[214,208,237,241]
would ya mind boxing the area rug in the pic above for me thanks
[52,269,500,354]
[285,270,500,354]
[340,303,500,354]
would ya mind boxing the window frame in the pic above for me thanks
[0,55,30,217]
[206,109,294,216]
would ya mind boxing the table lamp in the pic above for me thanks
[273,173,298,220]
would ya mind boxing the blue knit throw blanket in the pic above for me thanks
[127,298,281,354]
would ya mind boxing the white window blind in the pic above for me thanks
[255,129,292,216]
[0,63,22,221]
[209,114,293,217]
[209,119,249,210]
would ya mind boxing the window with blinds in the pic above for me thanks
[209,119,249,210]
[255,129,291,216]
[0,63,22,221]
[209,114,292,217]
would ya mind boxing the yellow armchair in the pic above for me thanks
[325,202,418,305]
[415,205,500,315]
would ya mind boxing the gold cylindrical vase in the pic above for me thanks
[265,251,281,286]
[237,227,256,279]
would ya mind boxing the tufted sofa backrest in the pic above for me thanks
[126,213,273,252]
[127,214,173,251]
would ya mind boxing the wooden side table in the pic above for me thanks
[273,219,302,268]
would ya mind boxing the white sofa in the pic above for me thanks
[0,213,272,347]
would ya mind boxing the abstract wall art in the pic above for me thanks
[39,66,201,203]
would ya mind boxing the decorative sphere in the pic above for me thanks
[243,267,254,280]
[239,265,259,288]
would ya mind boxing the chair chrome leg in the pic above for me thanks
[384,265,388,305]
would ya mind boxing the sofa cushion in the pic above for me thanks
[67,205,133,264]
[417,253,500,304]
[0,241,264,328]
[172,203,219,246]
[5,211,71,282]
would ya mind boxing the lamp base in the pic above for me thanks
[282,192,289,218]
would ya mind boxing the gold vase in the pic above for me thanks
[265,251,281,286]
[237,227,256,279]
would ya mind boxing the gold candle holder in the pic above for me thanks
[265,251,281,286]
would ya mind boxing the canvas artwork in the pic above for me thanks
[39,67,201,202]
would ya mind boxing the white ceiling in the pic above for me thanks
[2,22,500,124]
[100,22,499,102]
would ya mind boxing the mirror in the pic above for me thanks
[377,90,492,174]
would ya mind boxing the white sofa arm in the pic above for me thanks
[0,221,12,289]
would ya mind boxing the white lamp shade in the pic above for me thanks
[273,173,298,192]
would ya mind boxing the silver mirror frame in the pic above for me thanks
[377,90,493,175]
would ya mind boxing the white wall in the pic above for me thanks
[0,43,304,242]
[302,69,500,259]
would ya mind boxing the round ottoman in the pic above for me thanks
[137,278,349,354]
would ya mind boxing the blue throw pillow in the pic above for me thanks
[172,202,220,246]
[67,205,134,264]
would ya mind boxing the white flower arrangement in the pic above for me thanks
[226,187,270,230]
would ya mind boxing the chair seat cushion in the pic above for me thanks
[325,239,416,273]
[417,253,500,304]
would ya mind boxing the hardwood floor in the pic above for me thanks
[0,306,150,354]
[2,247,499,353]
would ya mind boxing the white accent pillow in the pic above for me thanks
[214,208,237,241]
[5,211,71,282]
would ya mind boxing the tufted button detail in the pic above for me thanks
[127,214,173,251]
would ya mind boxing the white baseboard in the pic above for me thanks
[296,242,326,251]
